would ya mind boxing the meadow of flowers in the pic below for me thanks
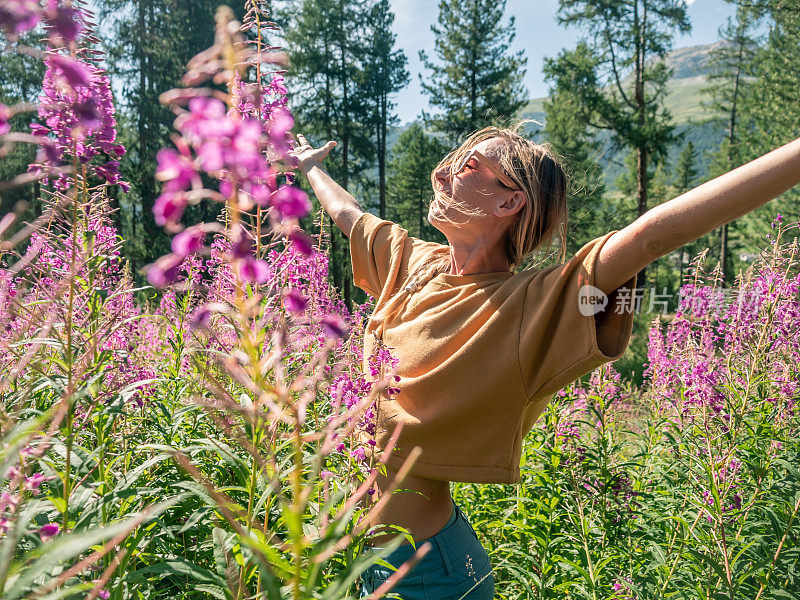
[1,2,799,600]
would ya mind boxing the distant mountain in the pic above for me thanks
[516,41,731,186]
[664,41,729,80]
[520,41,729,126]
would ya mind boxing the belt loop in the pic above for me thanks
[435,535,455,577]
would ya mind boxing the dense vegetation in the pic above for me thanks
[1,1,800,599]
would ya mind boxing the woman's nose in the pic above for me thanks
[434,164,450,186]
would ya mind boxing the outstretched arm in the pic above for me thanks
[289,134,364,238]
[593,137,800,296]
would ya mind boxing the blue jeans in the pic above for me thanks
[358,501,495,600]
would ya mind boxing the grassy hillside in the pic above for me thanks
[515,42,730,187]
[521,41,728,125]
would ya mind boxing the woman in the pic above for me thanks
[290,123,800,599]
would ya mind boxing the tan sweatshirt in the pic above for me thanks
[350,212,636,483]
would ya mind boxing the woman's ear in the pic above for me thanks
[496,191,526,219]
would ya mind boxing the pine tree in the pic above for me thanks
[386,123,448,242]
[98,0,221,269]
[280,0,377,308]
[704,6,759,283]
[553,0,691,288]
[542,44,610,255]
[419,0,527,144]
[361,0,409,220]
[0,30,46,216]
[650,162,673,206]
[673,140,698,193]
[736,3,800,253]
[671,139,702,287]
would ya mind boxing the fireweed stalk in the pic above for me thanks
[0,3,180,600]
[146,6,428,599]
[30,0,128,542]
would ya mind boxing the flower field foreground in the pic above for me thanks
[1,2,800,600]
[455,219,800,599]
[0,3,419,599]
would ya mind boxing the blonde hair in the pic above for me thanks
[368,121,569,339]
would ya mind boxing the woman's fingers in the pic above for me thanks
[319,140,337,158]
[286,135,337,173]
[290,133,338,153]
[289,132,309,149]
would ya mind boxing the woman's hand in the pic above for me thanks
[288,132,362,237]
[289,133,337,175]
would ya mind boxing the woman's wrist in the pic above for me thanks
[300,160,324,177]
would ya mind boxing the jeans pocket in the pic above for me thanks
[457,510,482,544]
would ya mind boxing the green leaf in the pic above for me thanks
[3,494,185,600]
[48,496,67,513]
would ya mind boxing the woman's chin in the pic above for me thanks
[427,211,447,235]
[428,205,443,226]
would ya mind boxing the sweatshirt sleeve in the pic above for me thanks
[519,230,637,400]
[349,212,410,299]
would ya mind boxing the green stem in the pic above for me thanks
[291,422,303,600]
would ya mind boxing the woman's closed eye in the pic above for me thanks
[453,163,475,177]
[460,160,478,173]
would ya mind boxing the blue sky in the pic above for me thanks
[389,0,737,124]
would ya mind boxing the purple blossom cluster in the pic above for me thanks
[612,577,636,600]
[32,52,127,191]
[0,202,157,407]
[0,0,83,44]
[645,219,800,427]
[553,364,629,450]
[1,3,129,193]
[0,461,49,537]
[148,92,310,285]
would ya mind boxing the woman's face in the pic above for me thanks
[428,137,519,235]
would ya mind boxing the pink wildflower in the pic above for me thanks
[0,0,40,38]
[237,258,269,284]
[283,289,309,314]
[270,185,311,220]
[0,103,9,136]
[171,226,205,258]
[288,229,314,256]
[39,522,60,541]
[321,314,349,340]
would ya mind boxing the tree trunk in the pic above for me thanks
[636,146,648,289]
[322,36,340,302]
[719,41,743,286]
[339,26,352,311]
[633,0,647,290]
[138,0,158,246]
[378,91,387,219]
